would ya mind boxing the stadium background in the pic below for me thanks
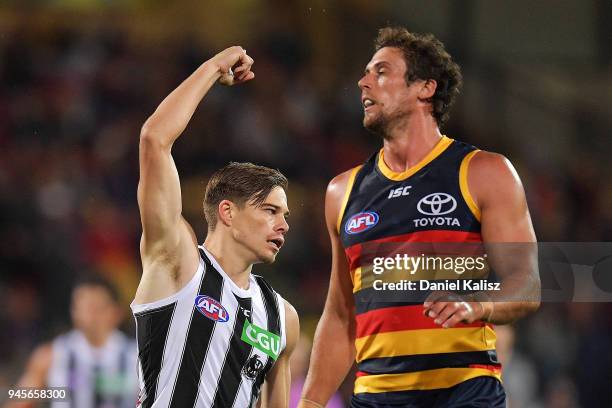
[0,0,610,406]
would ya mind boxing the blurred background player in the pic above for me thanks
[299,27,540,407]
[495,325,541,408]
[5,277,137,408]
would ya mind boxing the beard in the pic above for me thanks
[363,105,411,140]
[363,111,391,140]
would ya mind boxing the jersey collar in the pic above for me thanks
[377,135,454,181]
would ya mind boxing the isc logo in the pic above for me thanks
[388,185,412,199]
[195,295,230,322]
[345,212,379,235]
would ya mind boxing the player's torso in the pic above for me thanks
[338,136,501,398]
[340,136,480,248]
[48,330,137,408]
[132,247,285,408]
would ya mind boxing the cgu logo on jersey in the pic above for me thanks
[241,320,281,360]
[345,212,379,235]
[413,192,460,228]
[194,295,230,322]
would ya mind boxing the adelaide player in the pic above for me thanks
[299,27,540,407]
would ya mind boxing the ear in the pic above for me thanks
[217,199,234,227]
[417,79,437,100]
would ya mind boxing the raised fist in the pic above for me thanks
[212,46,255,86]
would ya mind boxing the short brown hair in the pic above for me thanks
[74,275,120,304]
[203,162,288,230]
[375,27,462,127]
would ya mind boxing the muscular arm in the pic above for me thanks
[470,152,540,323]
[135,47,254,303]
[424,152,540,327]
[260,300,299,408]
[298,171,357,408]
[3,344,52,408]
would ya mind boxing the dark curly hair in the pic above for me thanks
[374,27,462,127]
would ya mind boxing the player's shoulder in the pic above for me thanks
[252,273,276,295]
[27,341,54,372]
[469,150,521,183]
[328,167,357,191]
[467,150,525,206]
[53,329,79,345]
[253,276,294,310]
[281,298,299,325]
[281,298,300,354]
[327,165,363,200]
[470,150,513,171]
[32,342,54,359]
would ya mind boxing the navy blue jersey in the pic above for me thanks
[337,136,501,399]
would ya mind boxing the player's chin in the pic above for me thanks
[257,250,278,264]
[362,113,372,128]
[260,255,276,264]
[363,113,380,130]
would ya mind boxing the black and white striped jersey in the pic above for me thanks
[47,329,138,408]
[131,246,287,408]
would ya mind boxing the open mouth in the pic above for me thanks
[362,98,376,111]
[267,238,284,251]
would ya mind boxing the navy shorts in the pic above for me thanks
[350,376,506,408]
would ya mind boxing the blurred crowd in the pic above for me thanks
[0,2,611,407]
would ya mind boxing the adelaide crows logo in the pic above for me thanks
[242,355,264,380]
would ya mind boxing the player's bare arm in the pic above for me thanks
[298,170,358,408]
[3,344,52,408]
[259,300,299,408]
[135,47,254,304]
[424,151,540,327]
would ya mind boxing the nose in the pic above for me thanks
[358,73,371,90]
[277,216,289,234]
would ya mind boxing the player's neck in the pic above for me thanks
[381,114,443,172]
[82,329,112,349]
[203,234,253,290]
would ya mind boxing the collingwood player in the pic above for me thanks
[132,46,299,408]
[8,277,137,408]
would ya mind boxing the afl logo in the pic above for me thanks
[417,193,457,216]
[345,212,379,235]
[195,295,229,322]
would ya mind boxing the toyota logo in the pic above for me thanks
[417,193,457,216]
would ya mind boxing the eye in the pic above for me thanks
[264,208,276,214]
